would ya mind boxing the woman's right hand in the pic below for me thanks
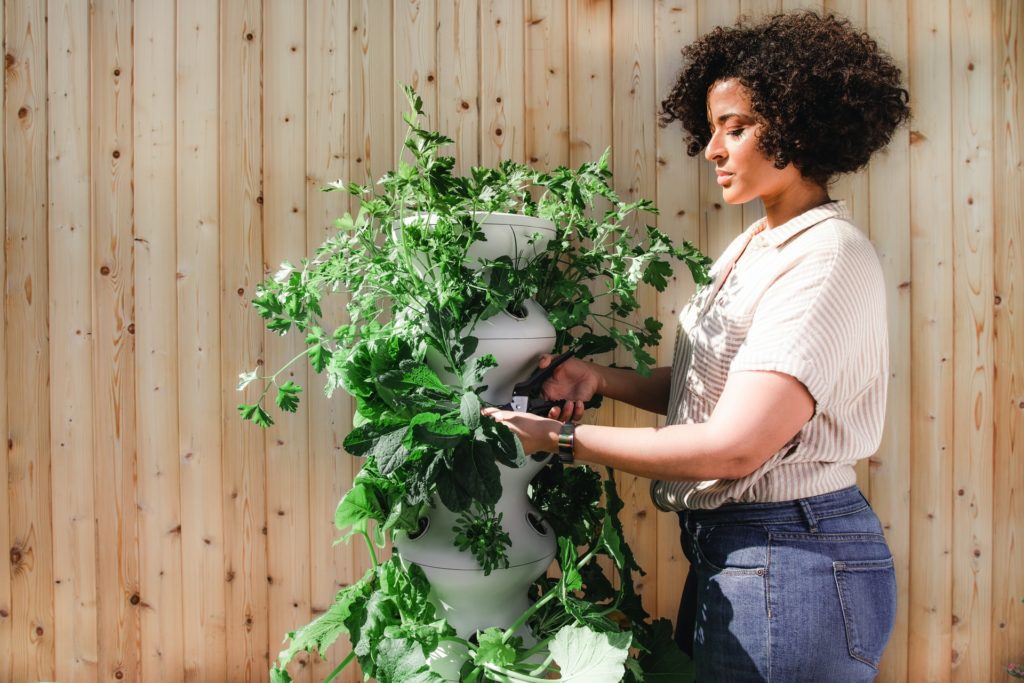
[538,354,603,422]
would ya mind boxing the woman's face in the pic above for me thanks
[704,79,802,205]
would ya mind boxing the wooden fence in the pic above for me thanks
[1,0,1021,681]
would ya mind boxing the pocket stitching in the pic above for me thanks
[695,525,768,575]
[833,558,894,669]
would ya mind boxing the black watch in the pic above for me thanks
[557,422,575,464]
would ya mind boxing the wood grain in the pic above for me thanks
[48,0,100,679]
[5,1,54,680]
[654,0,701,624]
[306,1,358,680]
[263,1,313,679]
[90,1,140,680]
[992,0,1024,679]
[866,0,912,678]
[908,0,956,679]
[612,0,661,618]
[949,1,995,679]
[220,0,271,679]
[481,0,526,165]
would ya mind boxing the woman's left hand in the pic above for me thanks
[481,407,561,455]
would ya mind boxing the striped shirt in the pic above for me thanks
[651,201,888,511]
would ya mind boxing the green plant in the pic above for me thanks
[243,85,708,682]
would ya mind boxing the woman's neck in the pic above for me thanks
[761,179,831,228]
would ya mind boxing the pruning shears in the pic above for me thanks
[502,350,604,415]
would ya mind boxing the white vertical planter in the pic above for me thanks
[392,213,561,678]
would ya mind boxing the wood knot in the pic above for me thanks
[246,33,254,41]
[129,593,141,605]
[17,107,27,119]
[5,54,14,69]
[127,323,135,335]
[112,150,121,159]
[113,68,121,77]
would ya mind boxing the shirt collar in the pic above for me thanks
[753,200,850,248]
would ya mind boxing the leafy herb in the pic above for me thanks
[246,84,708,681]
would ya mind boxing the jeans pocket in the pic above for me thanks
[695,524,768,575]
[833,557,897,669]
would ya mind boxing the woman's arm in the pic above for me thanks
[488,369,814,481]
[589,364,674,415]
[539,356,674,418]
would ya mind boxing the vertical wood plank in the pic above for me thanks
[48,0,99,679]
[394,0,438,134]
[91,0,141,679]
[263,1,312,679]
[992,0,1024,679]
[698,1,744,258]
[438,0,480,172]
[568,0,613,415]
[654,0,700,625]
[949,1,995,679]
[306,1,357,680]
[908,1,955,680]
[737,0,780,232]
[220,0,270,679]
[612,0,661,617]
[866,1,912,679]
[0,0,10,676]
[350,0,394,184]
[4,1,54,680]
[526,0,569,171]
[135,0,186,679]
[176,1,227,679]
[480,0,526,165]
[653,0,690,626]
[347,1,393,629]
[824,0,873,496]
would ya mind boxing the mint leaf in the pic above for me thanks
[549,624,632,682]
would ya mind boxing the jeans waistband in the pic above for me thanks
[677,485,868,529]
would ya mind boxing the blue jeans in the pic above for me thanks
[674,486,896,682]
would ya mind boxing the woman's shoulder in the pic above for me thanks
[792,216,880,270]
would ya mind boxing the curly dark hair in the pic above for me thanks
[660,11,910,187]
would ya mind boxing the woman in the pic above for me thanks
[484,11,910,682]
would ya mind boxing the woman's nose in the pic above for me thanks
[705,132,725,161]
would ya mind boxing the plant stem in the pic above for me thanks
[323,650,356,683]
[527,652,556,678]
[483,663,556,683]
[502,589,558,644]
[360,530,378,569]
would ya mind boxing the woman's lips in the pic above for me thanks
[716,170,733,186]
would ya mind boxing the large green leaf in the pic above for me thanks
[549,625,632,682]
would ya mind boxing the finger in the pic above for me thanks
[537,354,553,368]
[572,401,585,423]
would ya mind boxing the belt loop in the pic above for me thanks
[798,498,819,533]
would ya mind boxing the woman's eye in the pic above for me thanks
[727,128,745,137]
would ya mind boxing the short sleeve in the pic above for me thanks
[729,233,877,412]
